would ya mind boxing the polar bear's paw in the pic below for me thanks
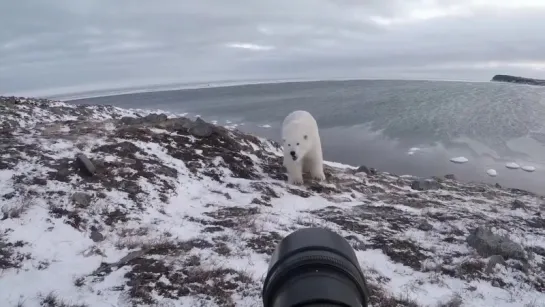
[312,172,326,181]
[310,164,326,181]
[288,175,304,185]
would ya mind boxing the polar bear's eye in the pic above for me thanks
[296,143,299,146]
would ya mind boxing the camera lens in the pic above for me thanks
[262,227,369,307]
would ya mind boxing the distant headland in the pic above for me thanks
[491,74,545,86]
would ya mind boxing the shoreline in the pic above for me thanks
[198,119,545,197]
[1,96,544,306]
[7,92,542,196]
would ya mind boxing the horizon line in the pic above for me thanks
[0,76,521,102]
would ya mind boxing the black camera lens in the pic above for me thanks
[262,227,369,307]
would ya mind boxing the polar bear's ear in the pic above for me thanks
[303,135,308,140]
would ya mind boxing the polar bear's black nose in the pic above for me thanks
[290,151,296,157]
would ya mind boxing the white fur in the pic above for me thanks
[281,110,326,185]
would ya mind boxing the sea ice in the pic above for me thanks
[521,165,536,172]
[407,147,421,155]
[486,169,497,177]
[505,162,520,169]
[450,156,468,164]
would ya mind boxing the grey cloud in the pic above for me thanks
[1,0,545,97]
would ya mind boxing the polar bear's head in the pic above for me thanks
[283,134,310,162]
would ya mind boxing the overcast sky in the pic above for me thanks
[1,0,545,98]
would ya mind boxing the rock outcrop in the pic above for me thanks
[491,74,545,86]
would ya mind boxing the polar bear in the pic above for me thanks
[281,110,326,185]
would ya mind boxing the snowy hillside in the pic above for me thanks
[0,96,544,307]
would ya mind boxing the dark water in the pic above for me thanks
[69,79,545,195]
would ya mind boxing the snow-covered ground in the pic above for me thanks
[1,96,544,307]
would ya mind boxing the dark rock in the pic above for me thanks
[491,279,502,288]
[417,220,433,231]
[93,142,144,159]
[466,226,526,260]
[530,246,545,257]
[203,226,224,233]
[526,217,545,229]
[155,165,178,178]
[403,198,430,209]
[509,188,535,197]
[72,192,93,207]
[308,182,338,194]
[444,174,457,180]
[143,113,168,124]
[511,199,526,210]
[157,117,195,131]
[354,165,377,176]
[122,158,137,165]
[495,183,502,189]
[51,168,71,182]
[511,260,530,274]
[250,182,280,199]
[250,198,271,207]
[93,249,149,275]
[97,192,107,199]
[411,178,440,191]
[49,107,67,116]
[355,165,370,174]
[32,178,48,186]
[485,255,506,274]
[90,231,105,242]
[75,153,96,176]
[287,188,312,198]
[119,116,143,125]
[2,192,16,200]
[431,176,444,182]
[121,181,140,195]
[189,117,214,138]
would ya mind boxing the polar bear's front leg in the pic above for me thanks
[308,148,326,181]
[285,160,304,185]
[309,161,326,181]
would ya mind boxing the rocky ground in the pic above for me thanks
[0,96,544,307]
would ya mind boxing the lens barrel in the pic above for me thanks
[262,227,369,307]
